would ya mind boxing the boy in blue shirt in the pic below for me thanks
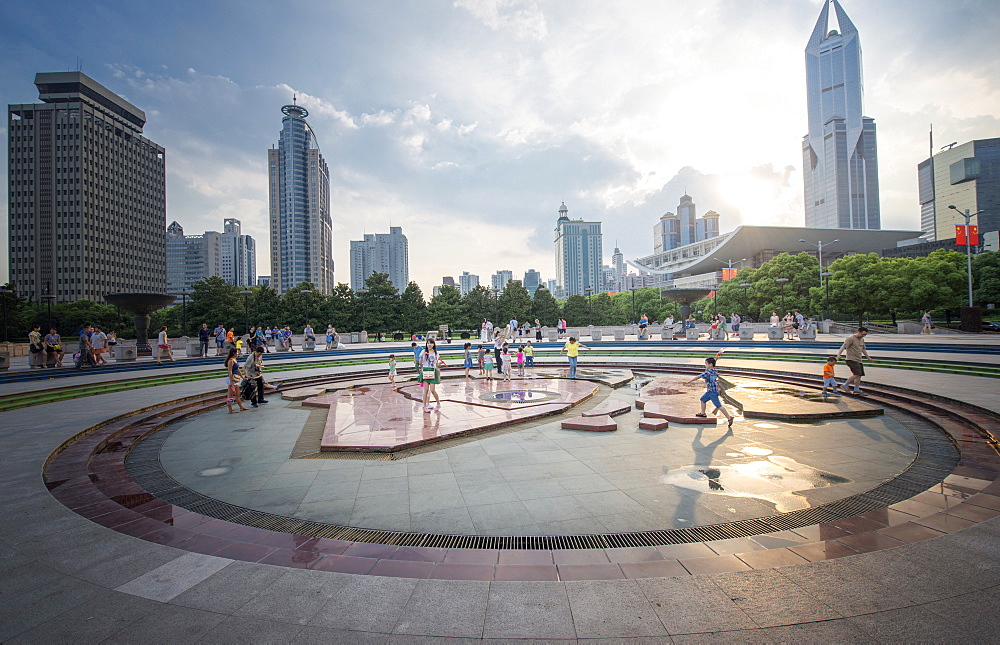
[686,357,734,428]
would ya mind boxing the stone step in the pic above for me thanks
[638,418,670,431]
[582,401,632,418]
[641,403,716,424]
[561,415,617,432]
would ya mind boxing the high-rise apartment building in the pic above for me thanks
[220,218,256,287]
[491,270,513,292]
[166,222,220,297]
[268,101,333,294]
[442,276,456,288]
[458,271,479,296]
[165,218,257,296]
[918,138,1000,242]
[349,226,409,291]
[523,269,541,297]
[554,202,603,298]
[654,212,681,254]
[8,72,166,301]
[802,0,880,230]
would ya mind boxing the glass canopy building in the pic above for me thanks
[268,102,334,294]
[802,0,880,230]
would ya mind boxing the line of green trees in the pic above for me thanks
[1,249,997,341]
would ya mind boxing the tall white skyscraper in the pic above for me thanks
[554,202,603,298]
[802,0,880,230]
[491,270,513,291]
[349,226,409,291]
[459,271,479,296]
[220,218,256,287]
[268,101,334,294]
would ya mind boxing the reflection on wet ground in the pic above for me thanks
[661,447,854,513]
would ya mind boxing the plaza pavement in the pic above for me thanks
[0,336,998,641]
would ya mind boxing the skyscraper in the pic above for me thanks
[491,270,513,291]
[653,211,680,254]
[677,195,698,246]
[523,269,541,297]
[611,246,625,291]
[8,72,166,301]
[802,0,880,230]
[458,271,479,296]
[268,101,333,294]
[349,226,409,291]
[220,218,256,287]
[554,202,603,298]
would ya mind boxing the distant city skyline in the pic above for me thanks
[1,1,997,297]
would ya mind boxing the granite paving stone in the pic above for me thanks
[484,581,576,640]
[565,579,668,638]
[392,579,489,638]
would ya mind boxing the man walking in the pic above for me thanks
[213,323,226,356]
[198,323,211,357]
[836,327,874,394]
[76,324,96,368]
[243,346,268,407]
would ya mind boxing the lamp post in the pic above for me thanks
[630,288,636,325]
[947,205,983,307]
[0,287,10,344]
[357,289,368,332]
[739,282,751,320]
[490,288,499,328]
[821,272,834,321]
[42,294,55,331]
[239,289,252,332]
[585,287,593,326]
[798,239,838,287]
[775,278,789,315]
[300,289,313,329]
[712,285,719,317]
[179,288,188,337]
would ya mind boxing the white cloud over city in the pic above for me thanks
[1,0,998,294]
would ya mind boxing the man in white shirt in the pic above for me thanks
[91,326,108,365]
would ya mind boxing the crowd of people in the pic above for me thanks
[201,324,346,357]
[28,323,117,369]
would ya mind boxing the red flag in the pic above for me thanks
[956,225,979,246]
[721,268,738,281]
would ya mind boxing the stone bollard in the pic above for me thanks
[798,329,817,341]
[661,328,673,341]
[302,339,316,351]
[767,327,784,340]
[276,343,289,353]
[739,327,754,340]
[591,329,602,341]
[613,329,625,341]
[547,329,558,341]
[113,345,137,362]
[0,349,9,370]
[359,331,369,343]
[685,328,699,341]
[186,341,202,357]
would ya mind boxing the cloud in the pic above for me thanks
[454,0,548,41]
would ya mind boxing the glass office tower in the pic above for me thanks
[802,0,880,230]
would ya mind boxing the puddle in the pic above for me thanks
[753,423,781,429]
[740,446,773,456]
[196,467,232,477]
[660,454,852,512]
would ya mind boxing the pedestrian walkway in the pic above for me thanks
[0,338,998,641]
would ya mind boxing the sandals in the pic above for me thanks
[694,413,707,418]
[727,417,734,428]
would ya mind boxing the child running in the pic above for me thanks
[388,354,397,385]
[821,356,845,396]
[685,357,734,428]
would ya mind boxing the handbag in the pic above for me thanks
[421,366,437,380]
[30,344,42,353]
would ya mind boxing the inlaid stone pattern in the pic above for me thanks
[722,376,884,420]
[304,379,599,452]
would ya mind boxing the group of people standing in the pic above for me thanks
[222,344,279,413]
[478,318,570,343]
[205,324,343,357]
[28,324,117,369]
[769,311,812,340]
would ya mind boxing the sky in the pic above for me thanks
[1,0,998,296]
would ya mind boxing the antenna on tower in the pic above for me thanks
[292,94,297,105]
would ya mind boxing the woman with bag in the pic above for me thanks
[420,339,444,412]
[28,325,44,369]
[224,347,249,412]
[44,328,64,367]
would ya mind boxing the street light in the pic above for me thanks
[798,239,838,287]
[300,289,313,329]
[739,282,751,320]
[41,294,55,331]
[821,272,834,321]
[356,289,368,332]
[775,278,789,315]
[947,205,984,307]
[629,288,636,325]
[0,287,11,344]
[179,288,188,337]
[585,287,593,326]
[490,288,500,329]
[239,289,252,332]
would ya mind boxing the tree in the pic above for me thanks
[282,283,325,329]
[360,272,399,333]
[973,250,1000,309]
[824,254,891,326]
[252,285,283,327]
[426,284,462,328]
[562,294,589,327]
[498,280,531,324]
[530,287,561,326]
[399,282,428,333]
[591,292,615,325]
[461,285,494,330]
[325,283,357,330]
[186,277,242,331]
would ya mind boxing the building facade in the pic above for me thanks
[653,196,719,254]
[523,269,541,297]
[458,271,479,296]
[802,0,880,230]
[220,218,256,288]
[349,226,408,291]
[8,72,166,302]
[268,102,333,294]
[491,270,513,292]
[918,138,1000,242]
[554,202,603,298]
